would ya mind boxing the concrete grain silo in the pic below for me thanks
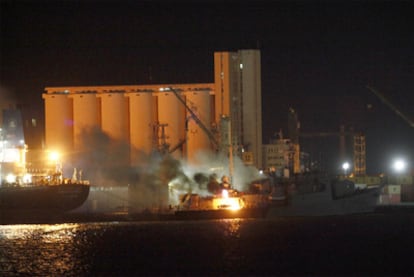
[97,92,128,142]
[157,89,186,159]
[69,93,100,150]
[42,49,261,170]
[42,92,73,154]
[126,91,156,161]
[184,90,212,163]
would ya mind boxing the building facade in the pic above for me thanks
[214,50,262,169]
[262,138,293,177]
[42,50,263,169]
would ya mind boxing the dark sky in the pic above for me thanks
[1,0,414,174]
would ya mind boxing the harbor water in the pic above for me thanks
[1,212,414,276]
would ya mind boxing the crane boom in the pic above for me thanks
[168,87,219,149]
[366,85,414,128]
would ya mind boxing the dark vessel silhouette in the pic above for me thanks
[0,182,90,212]
[0,107,90,223]
[0,169,90,224]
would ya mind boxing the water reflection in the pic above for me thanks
[0,224,86,276]
[0,216,409,276]
[0,220,254,276]
[218,218,242,239]
[216,218,245,267]
[0,223,79,240]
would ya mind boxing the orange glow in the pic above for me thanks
[48,151,60,162]
[212,190,244,210]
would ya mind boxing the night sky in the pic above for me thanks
[1,0,413,174]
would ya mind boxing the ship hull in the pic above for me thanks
[0,184,90,214]
[267,186,380,217]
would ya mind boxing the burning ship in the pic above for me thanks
[171,170,381,220]
[173,175,271,220]
[0,108,90,223]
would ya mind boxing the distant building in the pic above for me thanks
[262,131,310,177]
[42,50,263,169]
[262,137,294,177]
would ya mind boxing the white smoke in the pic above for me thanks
[72,127,264,212]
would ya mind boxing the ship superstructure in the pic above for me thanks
[0,108,27,185]
[0,108,90,221]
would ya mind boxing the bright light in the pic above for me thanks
[393,159,407,173]
[342,162,350,176]
[6,173,16,183]
[342,162,350,170]
[213,197,243,211]
[48,151,60,162]
[22,174,32,183]
[3,148,20,162]
[213,190,244,211]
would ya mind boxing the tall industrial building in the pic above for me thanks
[214,50,263,169]
[42,50,263,169]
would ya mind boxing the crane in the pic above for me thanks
[366,85,414,128]
[168,87,236,183]
[167,87,219,150]
[154,87,219,155]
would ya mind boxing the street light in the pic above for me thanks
[389,158,409,186]
[48,150,62,174]
[392,158,407,173]
[342,162,350,176]
[48,151,60,163]
[48,150,63,183]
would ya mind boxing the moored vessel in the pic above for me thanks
[0,106,91,223]
[0,171,90,224]
[0,182,90,212]
[266,175,382,217]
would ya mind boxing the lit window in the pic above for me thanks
[31,118,37,127]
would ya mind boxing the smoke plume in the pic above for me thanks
[72,127,264,212]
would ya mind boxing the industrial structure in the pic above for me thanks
[42,50,263,169]
[262,134,297,177]
[0,108,27,184]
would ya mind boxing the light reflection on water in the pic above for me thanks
[0,215,412,276]
[0,223,110,276]
[0,220,248,276]
[0,224,80,240]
